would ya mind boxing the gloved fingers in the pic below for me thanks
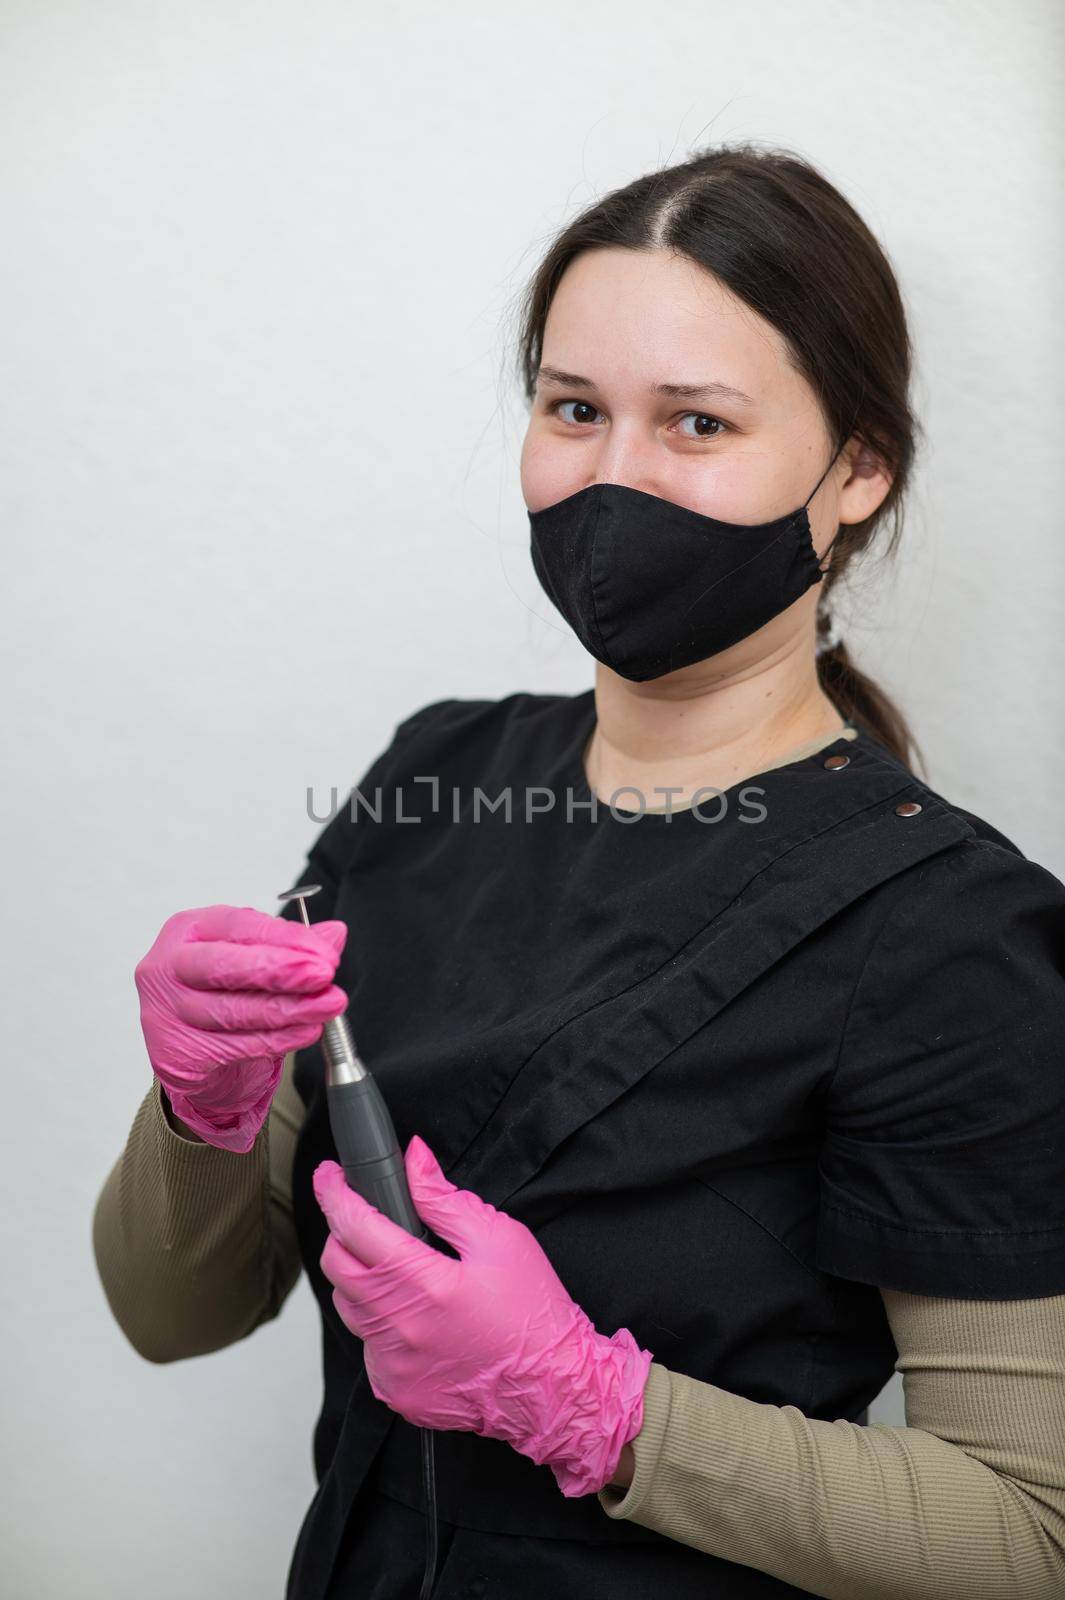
[174,926,345,994]
[319,1235,449,1331]
[320,1232,378,1302]
[171,980,349,1033]
[402,1134,498,1257]
[330,1286,377,1341]
[328,1293,415,1373]
[313,1159,447,1272]
[191,904,348,960]
[169,1018,328,1063]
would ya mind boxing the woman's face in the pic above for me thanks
[521,246,859,558]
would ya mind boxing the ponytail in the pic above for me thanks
[817,637,926,779]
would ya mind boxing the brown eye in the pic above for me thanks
[676,413,728,440]
[551,400,603,426]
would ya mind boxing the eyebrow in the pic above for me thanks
[535,364,756,407]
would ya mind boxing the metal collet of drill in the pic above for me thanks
[277,884,427,1239]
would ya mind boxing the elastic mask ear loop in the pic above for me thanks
[802,425,856,569]
[801,437,848,511]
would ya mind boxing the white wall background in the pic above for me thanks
[2,2,1063,1594]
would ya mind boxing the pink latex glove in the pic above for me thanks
[312,1134,654,1497]
[135,904,349,1152]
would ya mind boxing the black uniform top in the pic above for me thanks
[279,689,1065,1600]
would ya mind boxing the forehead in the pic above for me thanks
[541,247,798,398]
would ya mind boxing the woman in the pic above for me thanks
[94,144,1065,1599]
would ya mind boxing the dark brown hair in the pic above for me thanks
[514,140,926,778]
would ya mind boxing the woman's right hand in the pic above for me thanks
[134,904,349,1153]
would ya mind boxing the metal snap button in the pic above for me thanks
[895,801,922,817]
[823,754,850,770]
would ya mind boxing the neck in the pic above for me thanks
[585,652,845,807]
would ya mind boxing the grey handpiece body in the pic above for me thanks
[326,1076,428,1240]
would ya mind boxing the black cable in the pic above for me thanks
[284,906,445,1600]
[418,1427,439,1599]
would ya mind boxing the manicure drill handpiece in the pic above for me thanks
[277,884,426,1240]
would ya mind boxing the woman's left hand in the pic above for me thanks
[312,1135,653,1497]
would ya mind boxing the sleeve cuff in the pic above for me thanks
[151,1076,269,1166]
[596,1360,674,1521]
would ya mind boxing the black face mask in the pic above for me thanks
[528,446,845,682]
